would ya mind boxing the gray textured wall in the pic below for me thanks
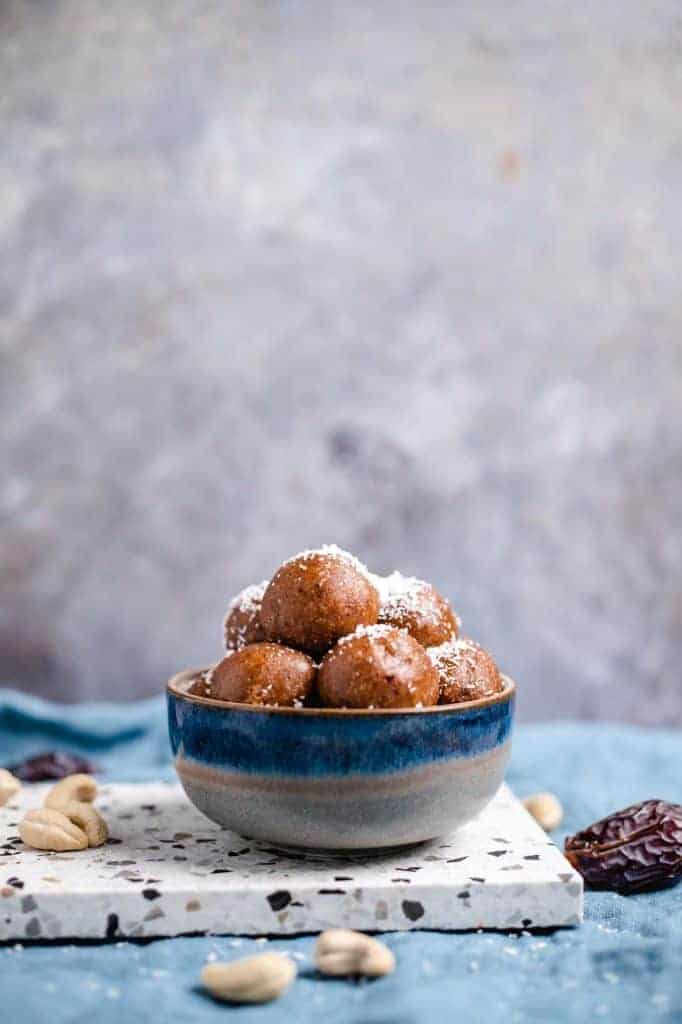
[1,1,681,722]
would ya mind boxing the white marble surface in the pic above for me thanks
[0,782,582,940]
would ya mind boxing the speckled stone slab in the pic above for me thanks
[0,782,582,940]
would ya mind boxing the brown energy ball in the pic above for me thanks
[201,644,317,707]
[429,638,503,704]
[260,546,380,655]
[376,572,459,647]
[223,581,268,651]
[318,624,440,709]
[188,670,212,698]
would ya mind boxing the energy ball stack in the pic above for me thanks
[190,544,504,710]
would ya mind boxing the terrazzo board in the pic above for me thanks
[0,782,582,941]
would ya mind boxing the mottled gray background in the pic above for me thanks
[1,1,681,722]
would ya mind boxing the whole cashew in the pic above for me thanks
[44,774,97,809]
[522,792,563,831]
[19,808,88,851]
[0,769,21,807]
[58,801,109,847]
[201,953,296,1004]
[315,929,395,977]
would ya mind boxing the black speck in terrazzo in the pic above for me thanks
[195,838,216,844]
[446,856,467,863]
[402,900,425,921]
[267,891,292,911]
[317,889,346,895]
[171,844,185,850]
[334,876,354,881]
[21,895,37,912]
[390,878,411,884]
[105,913,119,939]
[140,805,157,811]
[487,850,508,857]
[492,837,510,844]
[469,877,486,883]
[290,901,304,907]
[457,891,471,899]
[523,918,533,927]
[523,854,540,861]
[25,917,41,938]
[6,878,24,889]
[211,868,231,874]
[107,838,123,845]
[142,888,162,900]
[395,866,422,873]
[173,856,187,862]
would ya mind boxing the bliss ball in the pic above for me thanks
[200,644,317,707]
[429,637,503,704]
[260,545,379,655]
[376,572,459,648]
[223,581,268,651]
[188,670,212,698]
[318,624,440,709]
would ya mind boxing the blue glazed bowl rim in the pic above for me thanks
[167,668,515,717]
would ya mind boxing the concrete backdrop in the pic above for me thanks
[1,1,681,722]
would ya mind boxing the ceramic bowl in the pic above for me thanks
[167,669,515,851]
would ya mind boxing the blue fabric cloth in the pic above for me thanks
[2,688,681,1024]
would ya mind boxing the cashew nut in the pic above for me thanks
[44,773,97,809]
[522,792,564,831]
[58,800,109,847]
[0,769,21,807]
[201,953,296,1004]
[315,929,395,977]
[19,808,88,851]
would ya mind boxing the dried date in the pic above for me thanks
[565,799,682,894]
[6,751,99,782]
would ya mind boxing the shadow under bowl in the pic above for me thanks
[167,669,515,852]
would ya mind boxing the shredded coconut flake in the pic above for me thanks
[223,580,268,651]
[280,544,373,581]
[427,637,479,671]
[337,623,399,646]
[226,580,268,618]
[373,571,422,603]
[375,571,445,625]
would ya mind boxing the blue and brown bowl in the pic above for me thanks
[167,669,515,851]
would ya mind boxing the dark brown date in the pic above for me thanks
[565,799,682,894]
[5,751,99,782]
